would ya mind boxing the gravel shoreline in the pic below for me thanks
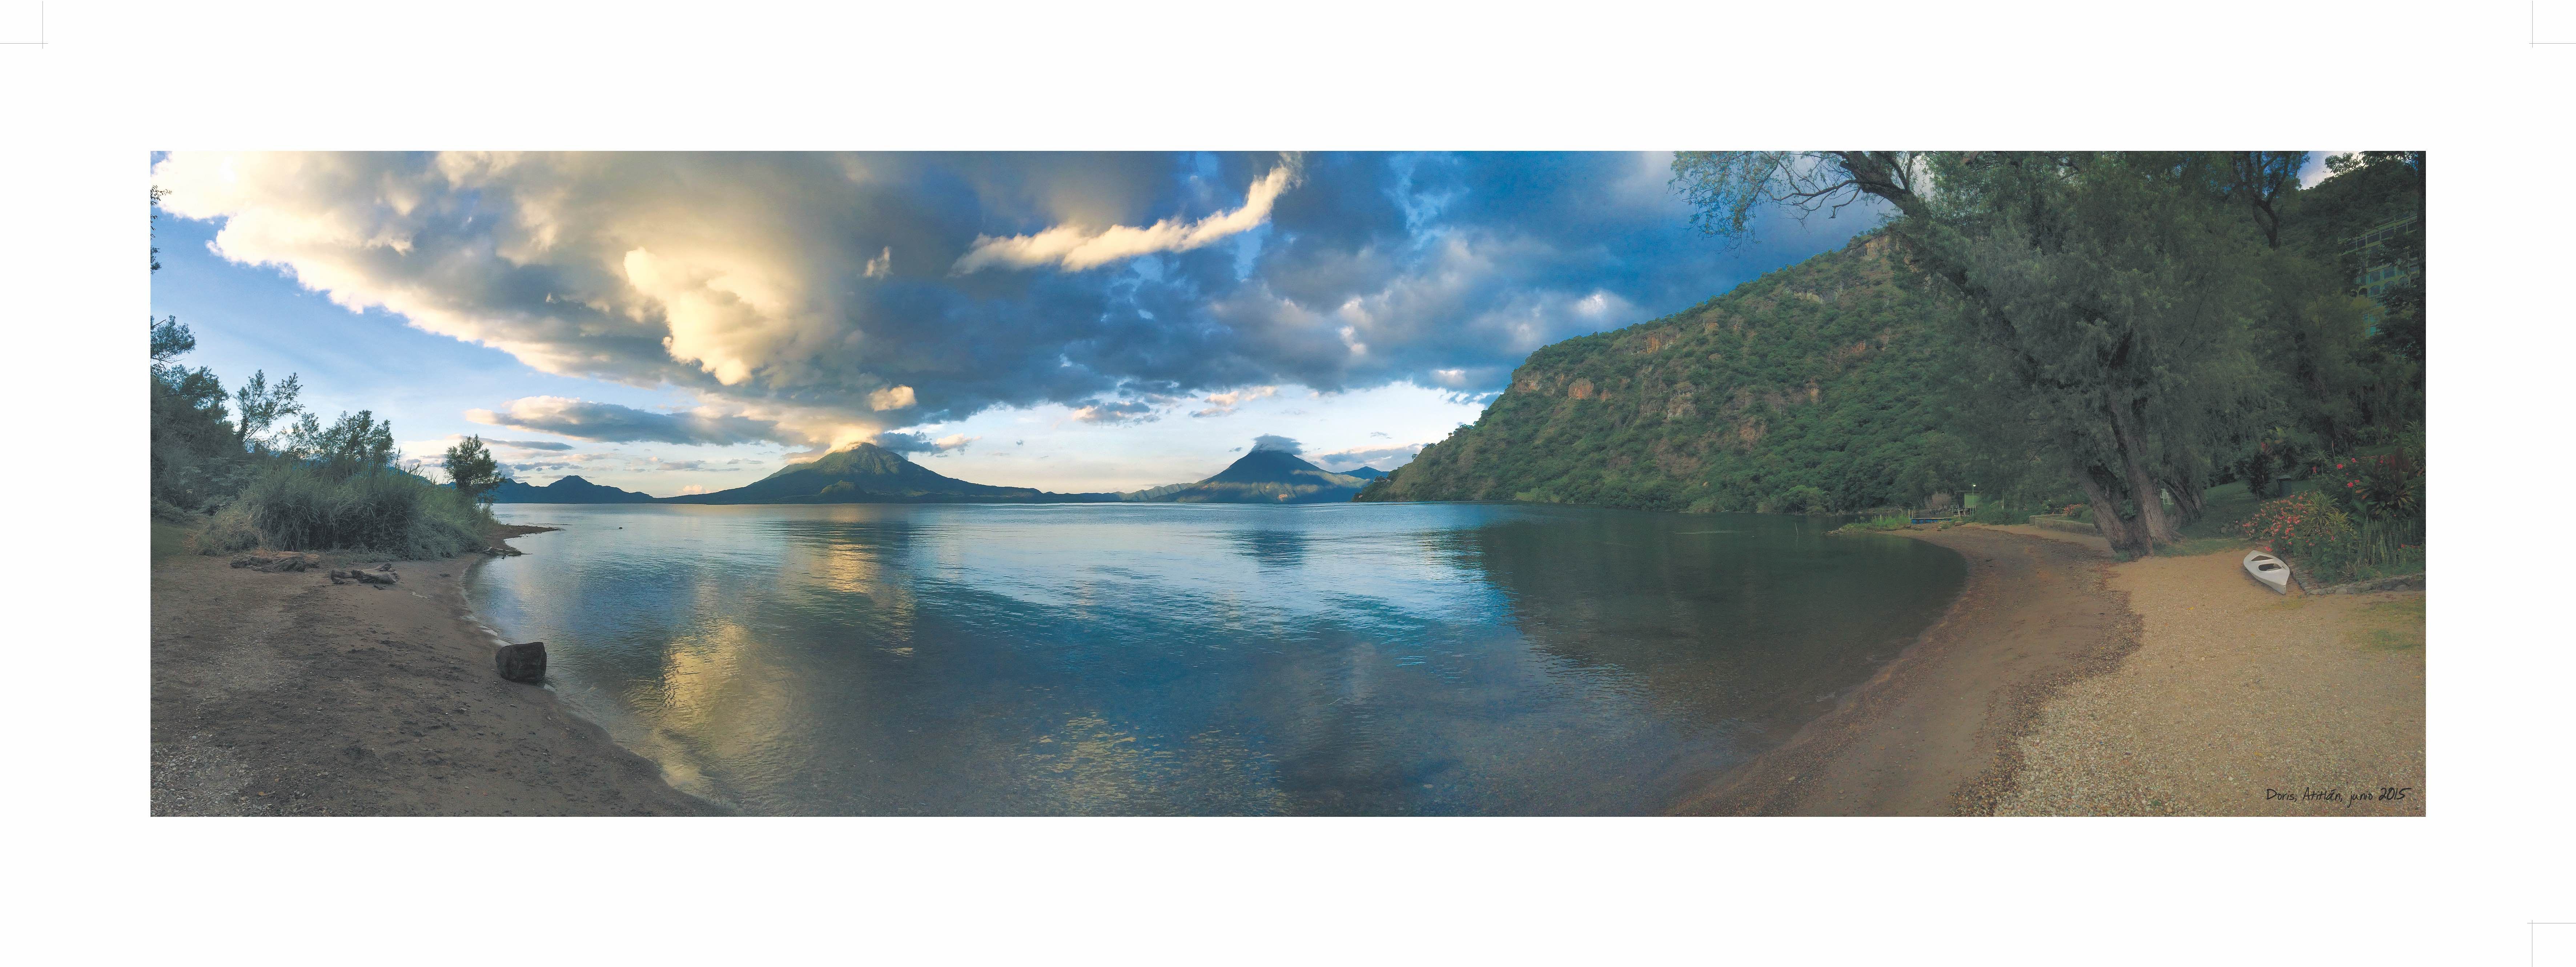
[1994,550,2425,816]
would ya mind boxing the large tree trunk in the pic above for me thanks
[2073,461,2150,558]
[2167,476,2206,526]
[2106,402,2184,546]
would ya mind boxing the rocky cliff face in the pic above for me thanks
[1359,234,1964,514]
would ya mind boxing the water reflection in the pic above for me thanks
[470,502,1961,815]
[1227,529,1311,569]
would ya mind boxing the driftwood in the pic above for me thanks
[327,567,398,586]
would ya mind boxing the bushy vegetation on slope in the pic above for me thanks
[1360,234,1974,514]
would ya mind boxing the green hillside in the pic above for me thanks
[1358,234,1964,514]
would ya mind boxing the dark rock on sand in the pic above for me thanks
[230,552,323,573]
[495,642,547,684]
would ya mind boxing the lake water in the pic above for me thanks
[469,502,1964,815]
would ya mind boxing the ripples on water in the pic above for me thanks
[469,502,1963,815]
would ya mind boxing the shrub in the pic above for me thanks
[1780,485,1830,514]
[2238,491,2352,560]
[237,463,488,558]
[197,503,263,555]
[2239,491,2421,583]
[1969,501,2031,525]
[2316,450,2423,521]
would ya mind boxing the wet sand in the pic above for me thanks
[150,527,720,816]
[1676,525,2141,815]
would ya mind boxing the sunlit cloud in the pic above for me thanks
[955,158,1301,273]
[1191,385,1278,418]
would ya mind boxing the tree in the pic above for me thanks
[2219,151,2305,249]
[232,369,305,451]
[287,410,398,479]
[442,436,509,505]
[1672,151,2300,557]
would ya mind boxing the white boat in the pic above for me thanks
[2243,550,2292,594]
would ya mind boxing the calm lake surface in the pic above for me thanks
[470,502,1964,815]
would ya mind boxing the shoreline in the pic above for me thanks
[150,522,722,816]
[1674,524,2142,815]
[1676,522,2425,816]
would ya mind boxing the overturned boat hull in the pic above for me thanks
[2243,550,2292,594]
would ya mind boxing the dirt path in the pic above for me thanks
[150,533,720,816]
[1677,525,2139,816]
[1995,552,2425,816]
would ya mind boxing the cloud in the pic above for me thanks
[468,396,785,445]
[1311,442,1423,469]
[877,430,979,454]
[868,385,916,411]
[678,484,708,495]
[487,438,575,452]
[1191,385,1278,418]
[955,159,1301,273]
[1250,434,1302,454]
[1066,399,1159,425]
[152,151,1880,444]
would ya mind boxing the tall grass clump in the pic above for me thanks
[1835,514,1913,534]
[238,463,488,558]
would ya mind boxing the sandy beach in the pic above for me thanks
[150,526,720,816]
[1678,523,2425,816]
[1996,550,2425,816]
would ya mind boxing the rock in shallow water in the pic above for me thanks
[494,641,547,684]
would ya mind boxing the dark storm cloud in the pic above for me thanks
[467,397,785,445]
[154,151,1880,442]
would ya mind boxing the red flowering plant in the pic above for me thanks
[2237,491,2354,559]
[2316,450,2423,521]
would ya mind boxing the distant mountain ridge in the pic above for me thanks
[658,443,1116,504]
[486,475,656,504]
[493,441,1383,507]
[1149,448,1369,503]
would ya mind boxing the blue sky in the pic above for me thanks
[150,152,1881,496]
